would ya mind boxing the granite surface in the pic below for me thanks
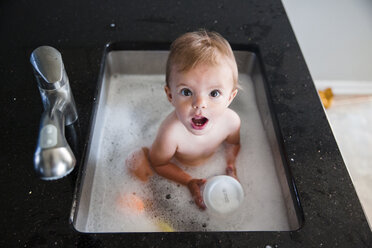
[1,0,371,247]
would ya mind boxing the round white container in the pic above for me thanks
[203,175,244,215]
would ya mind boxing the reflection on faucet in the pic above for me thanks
[30,46,78,180]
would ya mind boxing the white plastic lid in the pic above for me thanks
[203,175,244,215]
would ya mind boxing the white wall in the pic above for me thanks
[282,0,372,94]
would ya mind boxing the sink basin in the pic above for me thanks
[71,43,303,232]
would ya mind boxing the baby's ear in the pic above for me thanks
[228,89,238,105]
[164,85,173,103]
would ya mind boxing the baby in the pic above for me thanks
[128,30,241,210]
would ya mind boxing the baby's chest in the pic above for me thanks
[176,133,226,156]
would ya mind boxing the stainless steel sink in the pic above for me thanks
[71,44,303,232]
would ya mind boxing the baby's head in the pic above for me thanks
[166,30,238,89]
[165,30,239,135]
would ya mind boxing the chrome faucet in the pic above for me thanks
[30,46,78,180]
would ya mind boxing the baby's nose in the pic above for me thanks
[192,95,207,109]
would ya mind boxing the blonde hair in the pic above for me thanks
[166,30,238,89]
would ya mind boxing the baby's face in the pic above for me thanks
[165,60,237,136]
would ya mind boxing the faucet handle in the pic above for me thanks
[30,46,67,90]
[34,110,76,180]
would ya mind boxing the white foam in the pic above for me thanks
[82,73,290,232]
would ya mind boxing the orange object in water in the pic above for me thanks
[117,193,145,214]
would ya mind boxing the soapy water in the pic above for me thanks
[83,74,290,232]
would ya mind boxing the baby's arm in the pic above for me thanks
[149,133,191,185]
[224,112,241,180]
[149,129,206,209]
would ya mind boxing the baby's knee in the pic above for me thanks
[125,147,153,182]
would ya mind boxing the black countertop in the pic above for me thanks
[1,0,371,247]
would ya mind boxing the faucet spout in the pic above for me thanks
[31,46,78,180]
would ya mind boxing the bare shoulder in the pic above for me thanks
[150,111,180,165]
[224,109,241,144]
[156,111,183,142]
[225,108,241,130]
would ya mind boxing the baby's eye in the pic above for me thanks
[180,88,192,96]
[210,90,221,97]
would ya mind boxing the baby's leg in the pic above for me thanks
[126,147,154,182]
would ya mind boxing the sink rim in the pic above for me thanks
[69,42,304,233]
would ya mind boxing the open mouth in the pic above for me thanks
[191,116,209,130]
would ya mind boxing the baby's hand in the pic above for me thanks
[226,164,238,181]
[187,179,207,210]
